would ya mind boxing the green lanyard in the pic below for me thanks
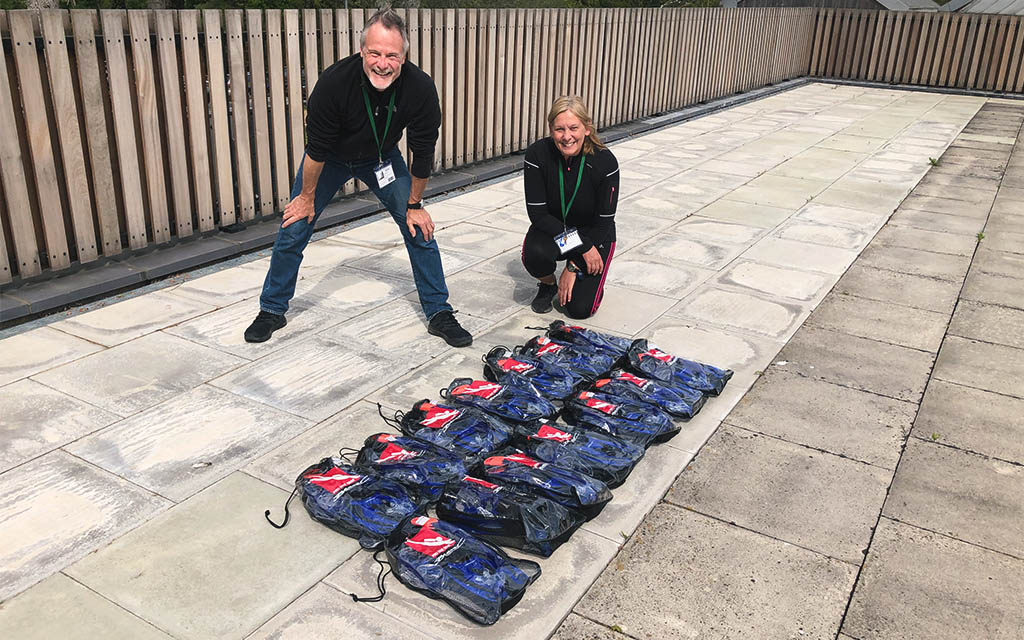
[558,153,585,228]
[361,86,396,165]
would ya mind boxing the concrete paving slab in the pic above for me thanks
[726,368,915,469]
[933,335,1024,399]
[323,528,620,640]
[667,286,806,340]
[248,582,433,640]
[641,318,784,377]
[365,348,489,412]
[0,573,173,640]
[884,439,1024,558]
[620,193,694,221]
[210,335,403,422]
[806,293,949,352]
[874,222,978,256]
[584,285,678,337]
[694,198,795,228]
[629,232,747,270]
[843,518,1024,640]
[778,326,934,403]
[912,181,997,204]
[32,332,246,418]
[428,222,523,258]
[611,210,681,252]
[469,247,534,283]
[443,187,521,211]
[603,254,715,299]
[972,248,1024,279]
[949,300,1024,349]
[857,244,972,282]
[65,472,358,640]
[667,215,768,244]
[900,194,992,218]
[0,451,170,601]
[669,426,890,563]
[834,263,961,314]
[550,614,623,640]
[467,201,530,232]
[0,326,104,387]
[583,443,694,542]
[773,219,869,250]
[347,245,485,281]
[697,158,769,178]
[292,267,417,316]
[163,298,340,361]
[289,236,383,275]
[726,175,831,209]
[66,385,312,501]
[0,378,119,473]
[741,236,860,275]
[813,187,902,214]
[422,199,488,228]
[770,147,865,181]
[889,207,987,235]
[714,259,831,302]
[166,260,269,307]
[983,229,1024,255]
[913,379,1024,464]
[794,202,888,231]
[442,268,536,320]
[574,505,856,640]
[244,401,393,491]
[960,270,1024,310]
[816,133,887,153]
[332,217,407,250]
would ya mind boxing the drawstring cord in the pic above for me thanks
[265,487,298,529]
[349,549,392,603]
[376,403,403,430]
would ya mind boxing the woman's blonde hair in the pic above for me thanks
[547,96,606,155]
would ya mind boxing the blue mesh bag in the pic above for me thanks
[482,346,584,401]
[593,368,707,419]
[478,451,612,520]
[264,457,426,550]
[511,421,645,488]
[385,515,542,625]
[390,400,514,467]
[436,476,585,557]
[440,377,558,424]
[516,335,616,383]
[563,390,679,447]
[626,339,733,397]
[546,320,632,359]
[355,433,467,503]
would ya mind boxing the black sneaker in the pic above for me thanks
[428,310,472,347]
[244,310,287,343]
[531,282,558,314]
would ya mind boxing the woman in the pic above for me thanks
[522,96,619,319]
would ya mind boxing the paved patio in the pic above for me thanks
[1,82,1021,639]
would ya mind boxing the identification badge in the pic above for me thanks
[555,228,583,254]
[374,161,396,188]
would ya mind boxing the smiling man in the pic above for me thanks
[245,8,472,347]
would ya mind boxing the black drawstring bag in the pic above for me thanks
[545,320,632,359]
[264,457,427,550]
[386,400,514,468]
[626,338,733,397]
[511,421,645,489]
[440,377,558,424]
[384,515,542,625]
[436,476,585,557]
[593,369,707,419]
[563,390,679,447]
[482,346,584,401]
[356,433,467,503]
[478,450,612,520]
[516,335,616,383]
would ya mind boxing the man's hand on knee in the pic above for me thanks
[282,193,315,228]
[407,208,435,242]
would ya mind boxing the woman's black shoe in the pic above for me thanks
[531,283,558,313]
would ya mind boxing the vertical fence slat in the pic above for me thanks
[494,9,507,158]
[302,9,318,98]
[319,9,333,72]
[465,10,478,163]
[204,10,235,226]
[11,11,70,268]
[1013,19,1024,93]
[284,10,304,180]
[41,10,97,262]
[225,10,254,222]
[0,15,41,278]
[154,11,193,237]
[265,10,290,210]
[928,12,950,87]
[999,18,1022,92]
[247,10,274,216]
[443,8,456,167]
[179,11,214,231]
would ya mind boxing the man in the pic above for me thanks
[244,8,472,347]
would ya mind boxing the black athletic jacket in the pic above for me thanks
[523,138,619,255]
[305,53,441,178]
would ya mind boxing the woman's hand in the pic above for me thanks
[582,246,603,275]
[558,267,577,307]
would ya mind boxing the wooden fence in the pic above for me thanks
[0,7,817,285]
[810,9,1024,92]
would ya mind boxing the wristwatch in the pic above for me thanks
[565,262,581,274]
[407,201,423,210]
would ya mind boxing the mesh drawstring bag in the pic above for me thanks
[382,401,513,467]
[440,377,558,424]
[563,390,679,447]
[626,339,733,397]
[355,433,467,503]
[593,368,706,419]
[511,421,645,489]
[516,335,616,383]
[478,450,612,520]
[482,345,583,402]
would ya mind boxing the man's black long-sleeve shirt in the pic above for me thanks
[304,53,441,179]
[523,138,619,255]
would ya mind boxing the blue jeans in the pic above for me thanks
[258,147,452,319]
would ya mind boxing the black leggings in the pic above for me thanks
[521,226,615,319]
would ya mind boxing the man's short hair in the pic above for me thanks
[361,8,410,55]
